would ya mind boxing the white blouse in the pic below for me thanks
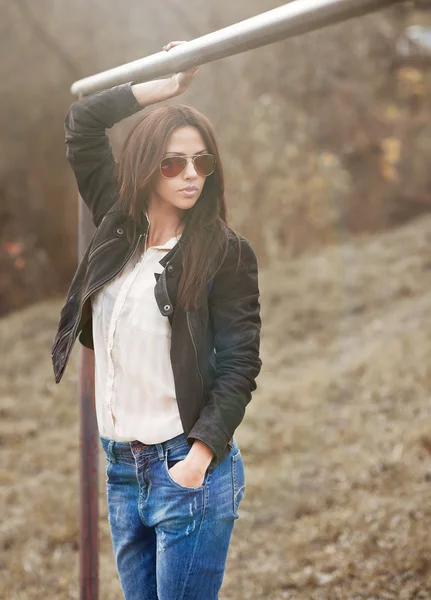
[91,233,184,444]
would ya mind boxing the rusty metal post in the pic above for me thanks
[78,191,98,600]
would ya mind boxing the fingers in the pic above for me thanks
[163,40,187,51]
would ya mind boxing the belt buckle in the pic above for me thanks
[131,440,149,453]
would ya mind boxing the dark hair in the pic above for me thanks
[116,103,239,311]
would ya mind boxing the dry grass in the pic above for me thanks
[3,214,431,599]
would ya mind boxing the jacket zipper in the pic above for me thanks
[54,232,143,364]
[88,237,118,263]
[186,310,204,398]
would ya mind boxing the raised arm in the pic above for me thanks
[64,38,199,227]
[64,77,182,227]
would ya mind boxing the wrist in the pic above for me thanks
[168,75,182,97]
[170,74,188,96]
[186,439,214,471]
[131,77,180,106]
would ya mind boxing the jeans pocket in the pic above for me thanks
[232,449,245,516]
[164,443,208,491]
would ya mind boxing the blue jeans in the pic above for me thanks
[100,432,245,600]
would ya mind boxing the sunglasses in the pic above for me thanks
[160,153,216,179]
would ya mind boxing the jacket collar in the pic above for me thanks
[159,242,181,267]
[143,209,183,268]
[108,203,183,267]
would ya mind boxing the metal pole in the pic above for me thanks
[73,1,407,598]
[78,191,98,600]
[79,338,98,599]
[71,0,402,97]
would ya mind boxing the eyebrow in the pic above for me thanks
[164,150,208,156]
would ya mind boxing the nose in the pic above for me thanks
[183,157,198,179]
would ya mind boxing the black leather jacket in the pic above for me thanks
[51,82,262,471]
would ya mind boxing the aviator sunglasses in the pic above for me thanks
[160,153,216,179]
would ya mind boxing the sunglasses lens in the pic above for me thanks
[194,154,215,176]
[160,154,216,178]
[160,156,187,178]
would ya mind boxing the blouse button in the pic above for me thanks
[164,304,171,311]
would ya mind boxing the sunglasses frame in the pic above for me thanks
[159,153,216,179]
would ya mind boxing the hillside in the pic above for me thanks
[2,214,431,599]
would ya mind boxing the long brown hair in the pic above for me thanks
[116,103,239,311]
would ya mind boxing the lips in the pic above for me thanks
[179,186,198,192]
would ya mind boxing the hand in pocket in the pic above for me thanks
[168,459,206,488]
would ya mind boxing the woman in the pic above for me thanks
[52,41,262,600]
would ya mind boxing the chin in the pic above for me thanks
[172,197,200,210]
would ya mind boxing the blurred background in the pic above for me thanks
[2,0,431,598]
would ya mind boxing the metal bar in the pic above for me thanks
[71,0,402,97]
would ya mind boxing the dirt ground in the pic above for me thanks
[3,214,431,599]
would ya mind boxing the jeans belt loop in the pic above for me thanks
[156,442,165,461]
[107,440,117,463]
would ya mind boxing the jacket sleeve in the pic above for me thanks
[186,236,262,470]
[64,81,143,227]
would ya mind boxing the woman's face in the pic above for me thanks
[149,125,208,213]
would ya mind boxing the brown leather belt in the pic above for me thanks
[130,440,151,452]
